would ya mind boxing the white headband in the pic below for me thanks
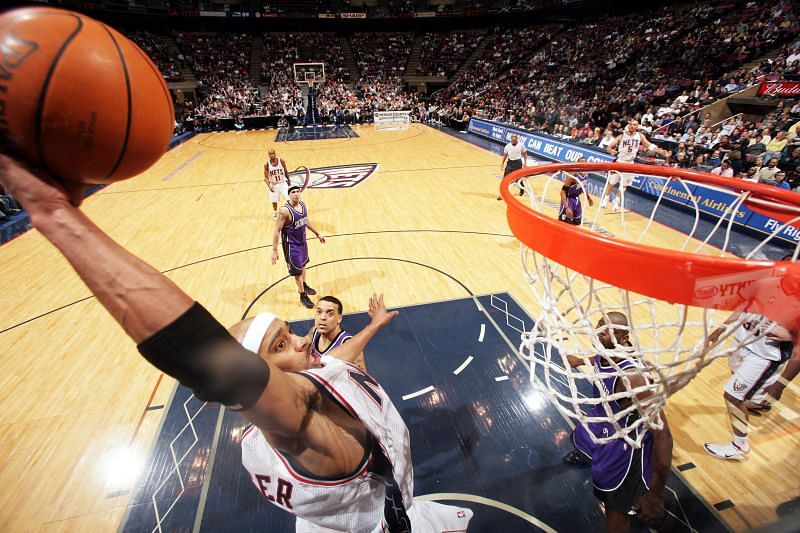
[242,312,277,353]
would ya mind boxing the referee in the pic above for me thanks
[500,134,527,199]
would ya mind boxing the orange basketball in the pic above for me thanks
[0,7,174,184]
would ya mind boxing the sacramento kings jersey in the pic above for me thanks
[281,201,308,247]
[312,329,352,359]
[267,158,287,183]
[734,313,792,362]
[573,355,653,491]
[241,356,413,533]
[617,131,642,162]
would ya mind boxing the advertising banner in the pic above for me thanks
[467,118,797,244]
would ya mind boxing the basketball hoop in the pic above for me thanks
[501,162,800,448]
[288,166,311,192]
[304,72,316,88]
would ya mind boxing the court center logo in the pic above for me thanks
[289,163,378,189]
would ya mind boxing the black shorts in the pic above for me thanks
[504,159,523,176]
[593,446,648,514]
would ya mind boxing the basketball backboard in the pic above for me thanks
[293,62,325,86]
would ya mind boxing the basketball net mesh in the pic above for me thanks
[514,167,799,449]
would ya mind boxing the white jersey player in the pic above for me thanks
[234,296,473,532]
[601,120,669,211]
[704,312,793,461]
[265,148,290,219]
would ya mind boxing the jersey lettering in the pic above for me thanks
[254,474,294,509]
[348,370,383,408]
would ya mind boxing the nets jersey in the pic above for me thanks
[241,356,413,533]
[573,355,653,491]
[733,313,792,362]
[617,131,641,162]
[267,158,287,183]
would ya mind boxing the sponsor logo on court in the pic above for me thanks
[733,380,746,392]
[289,163,378,189]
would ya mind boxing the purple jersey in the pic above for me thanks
[573,354,653,491]
[312,329,352,359]
[281,201,308,246]
[559,172,588,222]
[281,201,310,274]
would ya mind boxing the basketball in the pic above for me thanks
[0,7,174,184]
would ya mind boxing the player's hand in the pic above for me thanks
[368,294,398,329]
[271,250,278,265]
[707,327,724,346]
[587,196,594,207]
[566,207,574,218]
[763,381,785,403]
[632,490,664,528]
[318,234,326,244]
[0,155,87,213]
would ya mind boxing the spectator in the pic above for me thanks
[774,170,792,189]
[763,130,789,162]
[712,160,734,177]
[745,134,767,161]
[757,158,782,184]
[708,150,723,168]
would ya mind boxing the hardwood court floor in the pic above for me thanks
[0,124,797,531]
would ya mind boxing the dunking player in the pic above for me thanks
[499,134,527,200]
[563,312,673,531]
[559,157,594,225]
[265,148,290,220]
[0,157,473,533]
[308,295,365,371]
[704,311,794,461]
[272,185,325,309]
[602,120,669,211]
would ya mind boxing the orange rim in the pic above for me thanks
[500,162,800,330]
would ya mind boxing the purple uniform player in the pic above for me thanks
[564,312,673,531]
[559,157,593,225]
[271,185,326,309]
[310,295,364,370]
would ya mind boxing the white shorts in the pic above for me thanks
[607,170,634,187]
[269,180,289,203]
[295,500,473,533]
[724,352,787,402]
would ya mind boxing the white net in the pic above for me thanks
[511,164,799,449]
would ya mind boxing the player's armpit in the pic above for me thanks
[242,371,317,439]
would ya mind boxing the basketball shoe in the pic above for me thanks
[300,292,314,309]
[599,196,609,209]
[703,442,749,461]
[303,282,317,296]
[611,198,621,212]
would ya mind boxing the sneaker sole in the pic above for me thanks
[703,444,746,461]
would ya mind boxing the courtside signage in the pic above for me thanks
[468,118,797,245]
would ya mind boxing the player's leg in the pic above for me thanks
[269,188,279,219]
[601,172,621,208]
[605,508,631,533]
[704,354,779,460]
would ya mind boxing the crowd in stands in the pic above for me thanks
[416,31,484,77]
[350,32,413,80]
[125,31,183,82]
[261,32,351,85]
[442,1,798,141]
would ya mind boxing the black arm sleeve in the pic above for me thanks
[137,303,270,410]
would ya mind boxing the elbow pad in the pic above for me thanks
[137,303,270,410]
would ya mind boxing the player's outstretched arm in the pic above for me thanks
[0,155,192,342]
[1,156,316,436]
[271,208,288,264]
[329,294,397,365]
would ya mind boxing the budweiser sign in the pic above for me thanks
[758,81,800,96]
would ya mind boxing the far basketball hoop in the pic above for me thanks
[293,62,325,87]
[500,162,800,448]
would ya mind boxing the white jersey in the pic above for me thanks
[267,158,287,184]
[241,356,413,533]
[733,313,791,362]
[617,131,642,162]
